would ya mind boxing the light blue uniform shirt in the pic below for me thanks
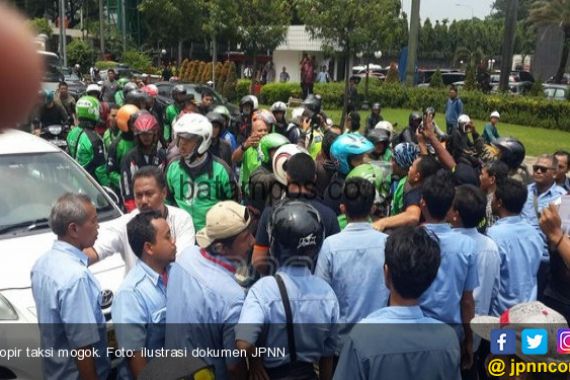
[315,223,388,346]
[236,265,339,368]
[487,216,543,316]
[521,182,567,228]
[419,224,479,331]
[165,246,244,380]
[112,260,168,379]
[333,306,461,380]
[31,240,110,380]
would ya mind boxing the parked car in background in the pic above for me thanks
[491,81,533,95]
[38,51,64,94]
[543,84,569,100]
[60,67,86,99]
[546,73,570,85]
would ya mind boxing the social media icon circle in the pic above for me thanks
[557,329,570,354]
[491,329,516,355]
[522,329,548,355]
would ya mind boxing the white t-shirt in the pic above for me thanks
[94,205,195,271]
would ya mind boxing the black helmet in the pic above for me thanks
[493,137,525,170]
[269,200,324,266]
[125,89,149,109]
[409,111,422,125]
[171,85,187,97]
[206,111,226,128]
[372,103,381,111]
[302,94,322,115]
[123,82,138,97]
[367,128,390,144]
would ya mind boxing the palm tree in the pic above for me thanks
[529,0,570,83]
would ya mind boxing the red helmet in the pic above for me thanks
[131,111,159,135]
[143,84,158,97]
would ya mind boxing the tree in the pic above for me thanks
[67,39,96,71]
[454,46,485,68]
[430,69,444,88]
[297,0,401,125]
[222,62,238,100]
[492,0,534,20]
[122,50,152,71]
[236,0,291,92]
[419,18,435,58]
[529,0,570,84]
[29,18,52,39]
[464,64,477,91]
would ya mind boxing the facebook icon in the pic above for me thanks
[491,329,516,355]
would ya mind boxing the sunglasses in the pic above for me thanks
[533,165,553,173]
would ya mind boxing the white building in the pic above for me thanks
[272,25,344,83]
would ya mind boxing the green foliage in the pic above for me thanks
[29,18,52,39]
[95,61,119,70]
[429,69,444,88]
[259,83,302,104]
[385,64,400,83]
[529,79,546,98]
[464,65,477,91]
[121,50,152,71]
[235,79,251,101]
[222,63,238,100]
[67,39,96,70]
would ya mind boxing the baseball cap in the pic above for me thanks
[471,301,568,362]
[490,111,501,119]
[196,201,251,248]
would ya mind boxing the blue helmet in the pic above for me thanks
[330,133,374,175]
[393,142,419,169]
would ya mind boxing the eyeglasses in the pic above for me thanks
[533,165,553,173]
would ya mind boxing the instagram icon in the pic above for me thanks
[557,329,570,354]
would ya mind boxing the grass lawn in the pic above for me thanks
[320,107,569,157]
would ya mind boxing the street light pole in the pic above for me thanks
[99,0,105,59]
[59,0,67,67]
[406,0,420,86]
[499,0,518,92]
[121,0,127,52]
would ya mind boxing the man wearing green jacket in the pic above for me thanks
[107,104,138,192]
[67,96,109,186]
[166,113,238,231]
[163,85,187,144]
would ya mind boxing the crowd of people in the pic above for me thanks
[30,77,570,380]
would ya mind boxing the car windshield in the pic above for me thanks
[0,152,120,238]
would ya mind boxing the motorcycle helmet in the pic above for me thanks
[43,90,54,104]
[347,163,390,200]
[272,144,309,185]
[86,84,102,97]
[126,89,149,109]
[258,133,289,165]
[270,101,287,113]
[75,96,100,123]
[116,104,139,132]
[143,84,158,97]
[302,94,322,115]
[117,77,130,89]
[374,120,394,139]
[173,113,213,155]
[367,128,391,145]
[212,105,231,127]
[207,111,226,129]
[290,107,305,126]
[269,200,324,266]
[330,133,374,175]
[371,103,381,111]
[240,95,259,115]
[131,111,159,135]
[409,111,422,127]
[492,137,525,170]
[123,82,138,97]
[392,142,419,170]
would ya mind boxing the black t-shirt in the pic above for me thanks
[255,193,340,249]
[40,104,68,126]
[403,186,422,210]
[453,162,480,186]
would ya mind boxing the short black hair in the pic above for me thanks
[485,160,509,179]
[349,111,360,131]
[422,171,456,220]
[127,210,162,258]
[133,166,167,190]
[554,150,570,164]
[453,185,486,228]
[495,178,528,214]
[109,103,120,111]
[286,153,316,186]
[385,226,441,299]
[342,178,375,219]
[59,81,68,88]
[202,88,214,98]
[322,130,339,159]
[417,155,441,181]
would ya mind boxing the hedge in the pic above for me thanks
[236,80,570,132]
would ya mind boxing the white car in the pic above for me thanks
[0,130,125,379]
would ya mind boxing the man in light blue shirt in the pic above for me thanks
[236,200,339,380]
[316,177,388,347]
[165,201,253,380]
[31,193,110,380]
[444,85,464,134]
[417,172,478,370]
[334,226,460,380]
[488,178,543,316]
[112,211,177,379]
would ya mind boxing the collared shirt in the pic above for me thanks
[521,182,567,229]
[559,177,570,192]
[333,306,460,380]
[94,205,195,271]
[315,223,388,346]
[419,224,479,327]
[165,246,244,380]
[31,240,110,380]
[235,265,339,368]
[113,260,168,380]
[488,216,544,316]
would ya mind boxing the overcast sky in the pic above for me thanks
[400,0,496,22]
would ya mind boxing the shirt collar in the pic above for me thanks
[529,182,562,197]
[423,223,452,234]
[278,265,311,277]
[53,240,89,267]
[345,222,373,231]
[455,227,478,235]
[495,215,523,225]
[136,260,164,287]
[200,248,238,274]
[368,305,424,320]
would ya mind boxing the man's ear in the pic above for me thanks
[143,241,154,257]
[340,204,347,215]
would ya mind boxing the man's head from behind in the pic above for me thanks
[492,178,528,217]
[49,193,98,250]
[286,152,316,191]
[127,210,176,265]
[384,226,441,300]
[340,177,375,221]
[133,166,167,212]
[420,171,456,222]
[449,184,486,228]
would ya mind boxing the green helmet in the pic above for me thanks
[258,133,290,165]
[75,96,100,122]
[117,77,130,89]
[347,163,389,199]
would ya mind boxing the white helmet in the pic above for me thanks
[173,113,213,155]
[458,114,471,126]
[272,144,309,185]
[270,101,287,113]
[291,107,305,126]
[490,111,500,119]
[374,120,394,137]
[86,84,101,94]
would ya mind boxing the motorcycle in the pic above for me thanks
[39,124,69,151]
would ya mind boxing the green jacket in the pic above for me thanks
[164,104,181,143]
[239,147,261,197]
[106,135,136,189]
[67,126,109,186]
[103,127,121,152]
[114,91,125,107]
[390,176,407,216]
[166,154,237,231]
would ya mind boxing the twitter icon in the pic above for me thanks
[522,329,548,355]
